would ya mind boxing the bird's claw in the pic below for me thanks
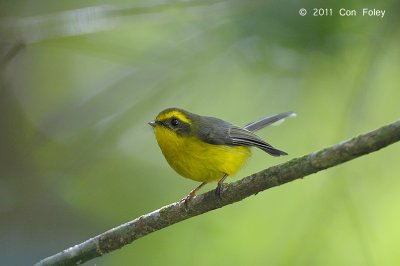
[180,193,194,210]
[215,182,224,200]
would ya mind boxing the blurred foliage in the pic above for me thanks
[1,0,400,265]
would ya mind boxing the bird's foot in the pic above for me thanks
[180,191,196,210]
[215,182,225,200]
[215,175,227,200]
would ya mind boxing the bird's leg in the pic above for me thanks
[181,182,206,208]
[215,174,228,200]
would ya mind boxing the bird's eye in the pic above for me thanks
[171,118,179,127]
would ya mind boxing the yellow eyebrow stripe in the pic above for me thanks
[156,110,191,125]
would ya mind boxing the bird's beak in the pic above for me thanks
[148,121,157,127]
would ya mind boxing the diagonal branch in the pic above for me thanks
[35,119,400,266]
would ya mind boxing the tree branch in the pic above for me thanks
[35,119,400,266]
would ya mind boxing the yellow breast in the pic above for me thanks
[154,126,251,183]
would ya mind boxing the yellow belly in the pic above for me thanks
[154,127,251,182]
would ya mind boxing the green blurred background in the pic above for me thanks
[1,0,400,265]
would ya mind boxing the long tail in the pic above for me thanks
[244,111,296,132]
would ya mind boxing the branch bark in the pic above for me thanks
[35,119,400,266]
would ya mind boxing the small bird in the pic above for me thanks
[149,108,295,206]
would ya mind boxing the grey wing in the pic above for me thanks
[196,117,235,145]
[197,116,287,156]
[244,111,296,132]
[228,126,287,156]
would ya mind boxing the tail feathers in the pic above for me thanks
[244,111,296,132]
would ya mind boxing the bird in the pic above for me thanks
[149,108,295,206]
